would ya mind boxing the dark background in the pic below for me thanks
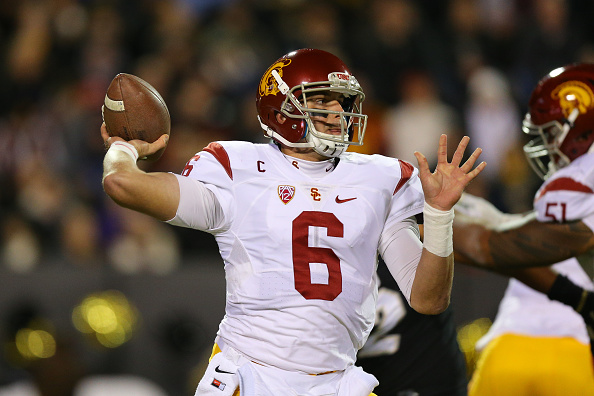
[1,0,590,394]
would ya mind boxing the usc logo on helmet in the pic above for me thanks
[259,59,292,97]
[551,80,594,118]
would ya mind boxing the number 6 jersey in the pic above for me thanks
[168,141,424,374]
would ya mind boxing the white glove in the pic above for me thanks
[454,193,535,231]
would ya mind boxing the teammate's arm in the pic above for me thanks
[101,123,179,221]
[453,209,594,338]
[453,219,594,268]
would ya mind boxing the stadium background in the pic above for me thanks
[0,0,592,394]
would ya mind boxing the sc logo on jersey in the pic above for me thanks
[311,188,321,201]
[277,186,322,204]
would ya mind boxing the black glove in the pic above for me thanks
[547,274,594,352]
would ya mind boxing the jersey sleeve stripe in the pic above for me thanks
[536,177,594,201]
[393,160,414,195]
[203,142,233,180]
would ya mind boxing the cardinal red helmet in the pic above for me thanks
[256,48,367,157]
[523,63,594,179]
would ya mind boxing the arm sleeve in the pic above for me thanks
[165,174,225,232]
[378,215,423,305]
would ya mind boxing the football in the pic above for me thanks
[102,73,170,161]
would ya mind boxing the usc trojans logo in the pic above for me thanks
[551,80,594,118]
[310,188,321,201]
[259,59,292,97]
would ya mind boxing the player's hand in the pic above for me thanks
[454,193,506,225]
[454,192,520,228]
[454,192,537,232]
[101,123,169,159]
[414,135,486,211]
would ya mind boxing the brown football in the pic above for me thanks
[102,73,170,161]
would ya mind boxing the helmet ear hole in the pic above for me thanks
[579,129,593,141]
[275,112,287,124]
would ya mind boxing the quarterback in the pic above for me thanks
[101,49,485,395]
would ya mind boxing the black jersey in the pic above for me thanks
[357,261,468,396]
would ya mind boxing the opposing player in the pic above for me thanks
[453,63,594,395]
[357,259,468,396]
[101,48,485,395]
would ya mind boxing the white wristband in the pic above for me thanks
[422,202,454,257]
[108,141,139,162]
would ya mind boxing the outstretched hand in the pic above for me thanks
[101,123,169,159]
[414,134,486,211]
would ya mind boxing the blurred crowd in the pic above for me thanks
[1,0,594,275]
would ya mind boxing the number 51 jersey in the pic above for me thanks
[177,141,424,374]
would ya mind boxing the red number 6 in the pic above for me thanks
[292,211,343,301]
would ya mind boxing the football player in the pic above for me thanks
[357,259,468,396]
[453,63,594,396]
[100,48,485,395]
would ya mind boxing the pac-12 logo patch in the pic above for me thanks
[278,185,295,204]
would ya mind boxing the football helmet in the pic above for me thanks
[256,48,367,157]
[523,63,594,179]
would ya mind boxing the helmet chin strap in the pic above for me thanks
[309,134,346,157]
[257,116,312,148]
[552,108,580,169]
[257,115,346,157]
[558,108,580,146]
[305,119,347,158]
[272,70,289,95]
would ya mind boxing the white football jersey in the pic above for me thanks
[175,141,424,373]
[477,152,594,349]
